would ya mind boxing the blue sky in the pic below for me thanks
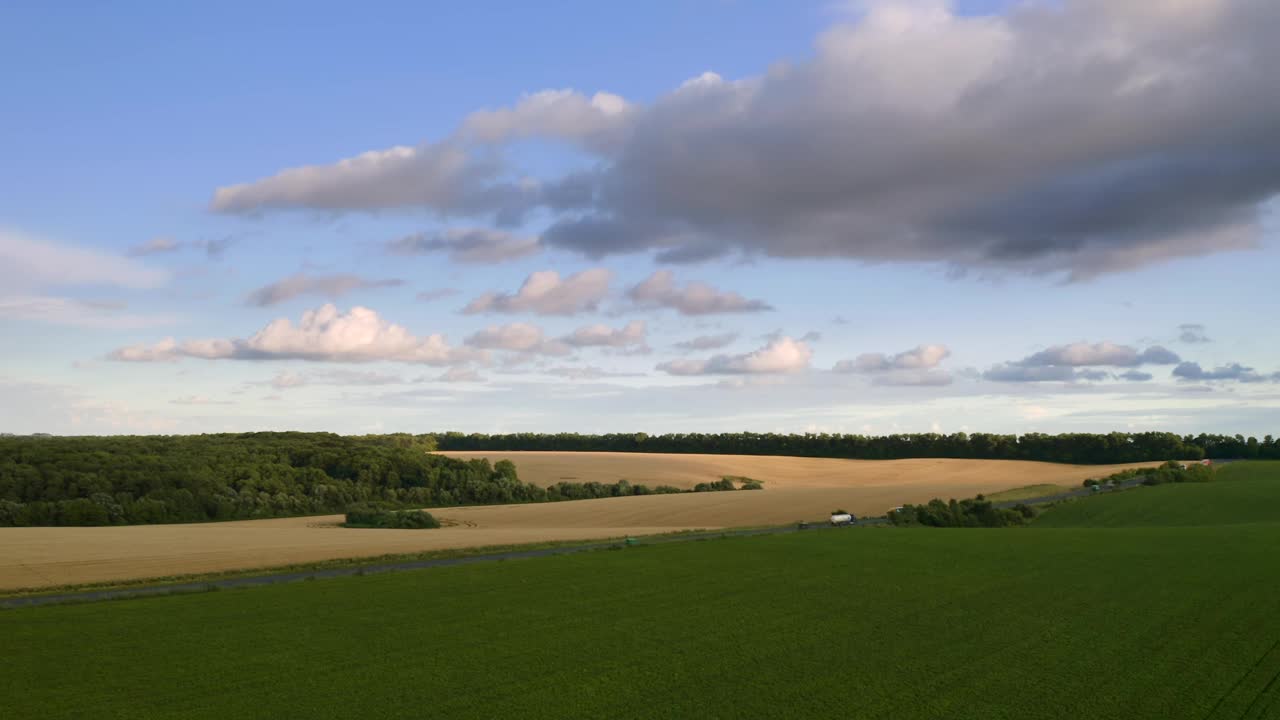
[2,0,1278,436]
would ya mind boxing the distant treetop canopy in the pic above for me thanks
[429,431,1276,464]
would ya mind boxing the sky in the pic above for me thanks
[2,0,1278,437]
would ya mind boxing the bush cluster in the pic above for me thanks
[344,502,440,529]
[888,498,1036,528]
[1081,460,1214,489]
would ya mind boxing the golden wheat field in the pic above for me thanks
[0,454,1157,591]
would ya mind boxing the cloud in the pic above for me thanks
[0,296,177,329]
[871,370,954,387]
[657,336,813,375]
[1,228,168,291]
[464,323,571,356]
[387,228,541,263]
[544,366,643,381]
[126,235,238,259]
[674,332,739,351]
[109,304,477,365]
[209,141,524,217]
[982,365,1080,383]
[270,369,407,389]
[169,395,234,406]
[463,268,611,316]
[1116,370,1154,382]
[1017,342,1181,368]
[1172,361,1276,383]
[542,0,1278,277]
[461,89,634,154]
[562,320,647,348]
[206,1,1279,278]
[438,367,485,383]
[835,344,950,373]
[127,237,181,256]
[1178,323,1211,343]
[984,341,1181,383]
[626,270,772,315]
[416,288,460,302]
[246,273,404,307]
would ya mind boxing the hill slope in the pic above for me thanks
[1034,461,1280,527]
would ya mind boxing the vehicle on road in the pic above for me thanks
[830,512,857,526]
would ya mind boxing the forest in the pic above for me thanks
[0,433,742,527]
[431,431,1279,463]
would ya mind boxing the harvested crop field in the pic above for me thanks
[0,455,1156,591]
[440,451,1155,492]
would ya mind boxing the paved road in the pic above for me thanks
[0,476,1163,610]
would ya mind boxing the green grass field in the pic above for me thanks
[1034,461,1280,527]
[985,482,1070,502]
[5,463,1280,719]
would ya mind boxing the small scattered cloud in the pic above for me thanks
[674,332,738,352]
[438,367,485,383]
[544,366,642,381]
[463,268,611,316]
[626,270,772,315]
[127,237,182,256]
[270,369,408,389]
[657,336,812,376]
[1117,370,1154,382]
[1019,342,1180,368]
[246,273,404,307]
[169,395,234,406]
[834,344,951,373]
[0,296,177,329]
[416,288,460,302]
[984,341,1181,383]
[464,323,571,356]
[562,320,647,349]
[1172,361,1277,383]
[387,228,541,263]
[1178,323,1211,344]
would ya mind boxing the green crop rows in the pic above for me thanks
[4,463,1280,719]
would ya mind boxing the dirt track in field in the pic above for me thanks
[0,454,1156,591]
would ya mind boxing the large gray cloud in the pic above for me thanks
[541,0,1280,277]
[246,273,404,307]
[211,1,1280,279]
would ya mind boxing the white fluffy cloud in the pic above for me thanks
[463,268,611,316]
[109,304,477,365]
[658,336,813,376]
[246,273,404,307]
[626,270,772,315]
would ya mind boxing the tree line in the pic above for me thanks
[430,431,1280,464]
[0,433,758,527]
